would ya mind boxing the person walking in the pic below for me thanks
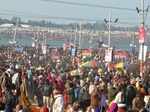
[132,93,145,112]
[43,79,52,107]
[52,80,64,112]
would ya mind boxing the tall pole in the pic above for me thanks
[104,11,118,48]
[140,0,145,77]
[108,12,111,47]
[74,24,77,47]
[141,0,144,26]
[136,0,149,77]
[79,22,82,49]
[89,32,93,49]
[13,23,17,44]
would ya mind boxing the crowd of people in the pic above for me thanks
[0,47,149,112]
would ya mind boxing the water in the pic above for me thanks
[0,34,65,47]
[0,33,149,51]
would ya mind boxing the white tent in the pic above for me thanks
[0,23,14,28]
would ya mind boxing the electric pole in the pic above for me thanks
[108,12,111,47]
[74,23,78,47]
[79,22,82,49]
[141,0,145,78]
[136,0,149,77]
[104,12,118,47]
[89,31,93,49]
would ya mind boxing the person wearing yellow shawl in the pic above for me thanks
[98,68,103,77]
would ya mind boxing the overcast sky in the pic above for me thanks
[0,0,149,24]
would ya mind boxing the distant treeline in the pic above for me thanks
[0,16,138,31]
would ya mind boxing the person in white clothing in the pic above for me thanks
[52,90,64,112]
[52,80,64,112]
[12,73,19,85]
[89,81,95,95]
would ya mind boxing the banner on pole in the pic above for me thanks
[138,45,147,62]
[139,45,143,61]
[143,45,147,62]
[105,48,112,62]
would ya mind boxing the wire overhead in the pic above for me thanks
[42,0,136,12]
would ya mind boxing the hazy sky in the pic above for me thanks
[0,0,149,24]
